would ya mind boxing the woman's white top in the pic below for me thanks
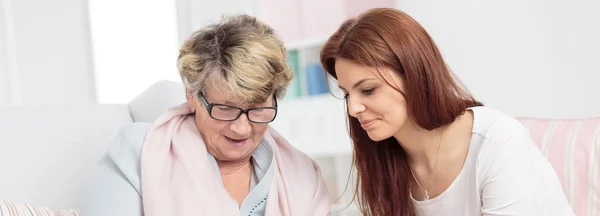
[80,123,274,216]
[412,107,575,215]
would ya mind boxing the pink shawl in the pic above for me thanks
[140,104,331,215]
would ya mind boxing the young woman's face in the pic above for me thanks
[335,58,410,141]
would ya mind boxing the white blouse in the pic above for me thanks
[412,107,575,216]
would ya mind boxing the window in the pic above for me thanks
[89,0,181,104]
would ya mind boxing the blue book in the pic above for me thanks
[305,64,328,95]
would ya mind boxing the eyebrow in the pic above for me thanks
[339,78,376,91]
[222,100,237,106]
[225,98,275,108]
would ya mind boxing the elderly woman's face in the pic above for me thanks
[188,85,275,163]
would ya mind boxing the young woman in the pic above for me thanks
[320,8,574,216]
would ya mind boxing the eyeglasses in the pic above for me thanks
[199,92,278,123]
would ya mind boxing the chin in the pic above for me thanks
[365,130,392,142]
[222,143,259,160]
[221,150,251,161]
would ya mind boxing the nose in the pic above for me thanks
[229,113,252,136]
[346,95,366,118]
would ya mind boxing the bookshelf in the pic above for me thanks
[283,37,337,100]
[271,93,360,215]
[271,38,361,215]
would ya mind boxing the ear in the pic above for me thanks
[187,93,197,112]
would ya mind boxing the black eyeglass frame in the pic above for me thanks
[198,91,278,123]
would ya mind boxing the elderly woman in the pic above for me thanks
[81,15,330,216]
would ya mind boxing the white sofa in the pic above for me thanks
[0,81,186,210]
[0,79,357,215]
[2,80,597,216]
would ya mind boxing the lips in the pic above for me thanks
[359,119,378,129]
[225,136,249,147]
[359,119,374,124]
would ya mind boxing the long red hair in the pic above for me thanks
[320,8,482,216]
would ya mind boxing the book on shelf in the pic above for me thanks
[286,50,302,99]
[305,64,329,96]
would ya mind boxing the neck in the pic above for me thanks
[216,157,253,176]
[393,121,444,171]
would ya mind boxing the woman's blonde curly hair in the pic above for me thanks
[177,14,293,104]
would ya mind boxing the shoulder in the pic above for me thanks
[105,122,153,192]
[80,123,151,215]
[469,106,528,142]
[469,106,535,167]
[469,106,541,173]
[106,122,152,164]
[108,122,152,153]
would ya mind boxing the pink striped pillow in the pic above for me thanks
[518,118,600,216]
[0,200,79,216]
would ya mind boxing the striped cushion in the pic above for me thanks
[0,200,79,216]
[518,118,600,216]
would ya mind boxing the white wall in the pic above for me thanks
[0,0,96,106]
[177,0,259,45]
[395,0,600,119]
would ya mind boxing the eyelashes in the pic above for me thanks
[343,87,377,99]
[361,88,375,96]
